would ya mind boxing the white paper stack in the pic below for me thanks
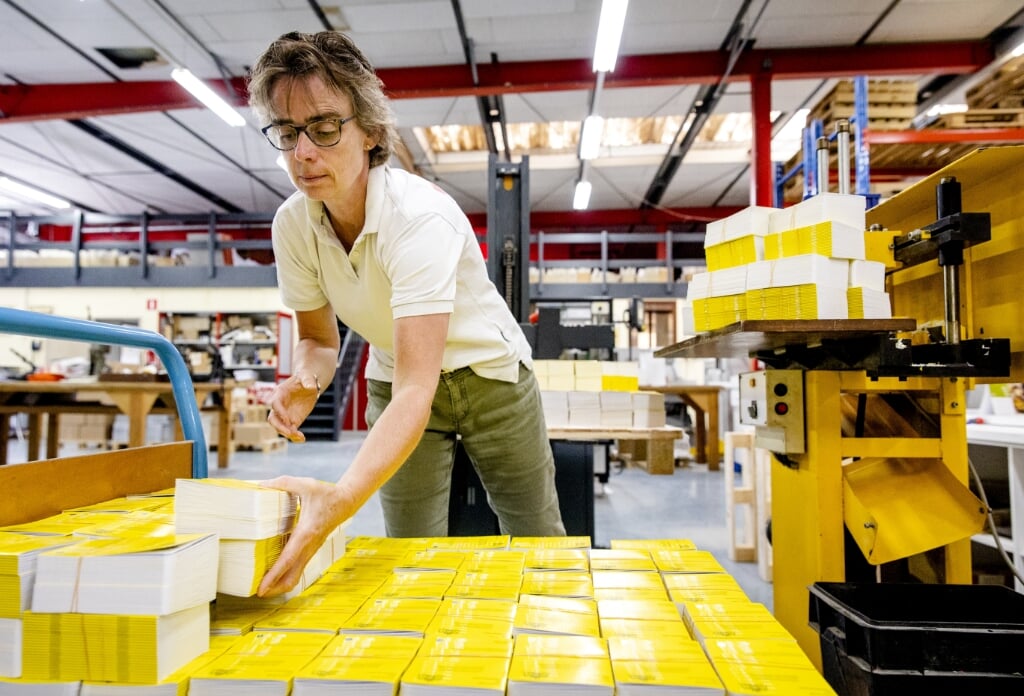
[545,361,575,392]
[218,534,288,597]
[31,533,218,614]
[0,679,80,695]
[0,619,20,678]
[0,534,75,618]
[573,361,604,392]
[792,192,867,230]
[568,392,602,427]
[745,255,850,321]
[540,391,569,428]
[847,287,893,319]
[631,392,666,428]
[599,392,633,428]
[848,260,886,292]
[174,479,297,540]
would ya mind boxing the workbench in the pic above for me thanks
[547,425,685,475]
[638,384,724,470]
[0,378,233,469]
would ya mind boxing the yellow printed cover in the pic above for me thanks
[427,535,510,550]
[704,637,818,669]
[401,654,509,693]
[189,651,306,683]
[520,571,593,597]
[662,573,743,592]
[318,633,422,659]
[225,630,334,656]
[40,533,208,557]
[513,605,601,637]
[597,599,682,622]
[440,597,518,622]
[0,533,75,573]
[668,587,749,605]
[594,587,669,602]
[426,613,514,640]
[591,570,663,591]
[445,582,522,601]
[524,549,590,571]
[690,617,797,644]
[253,608,349,633]
[612,658,724,692]
[420,633,514,658]
[395,549,468,571]
[652,549,726,573]
[608,636,704,662]
[509,536,592,549]
[294,655,412,686]
[599,617,692,641]
[508,655,613,689]
[513,633,608,658]
[517,594,597,615]
[716,660,838,696]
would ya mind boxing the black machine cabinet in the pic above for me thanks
[448,440,596,540]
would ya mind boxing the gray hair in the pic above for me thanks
[248,31,397,168]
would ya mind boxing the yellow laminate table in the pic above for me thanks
[0,378,233,468]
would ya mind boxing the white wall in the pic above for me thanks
[0,286,289,373]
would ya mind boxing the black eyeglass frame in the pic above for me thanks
[261,115,357,151]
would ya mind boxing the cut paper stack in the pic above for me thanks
[0,533,76,678]
[535,359,665,430]
[25,532,217,684]
[688,194,892,332]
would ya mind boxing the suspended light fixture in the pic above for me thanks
[579,115,605,160]
[171,67,246,127]
[572,180,592,210]
[593,0,629,73]
[0,177,71,209]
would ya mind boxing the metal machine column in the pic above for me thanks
[486,153,531,323]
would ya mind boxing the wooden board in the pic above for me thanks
[0,442,192,526]
[655,319,917,360]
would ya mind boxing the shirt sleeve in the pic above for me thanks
[272,207,329,312]
[383,212,462,319]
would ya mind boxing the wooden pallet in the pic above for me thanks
[926,108,1024,129]
[967,56,1024,109]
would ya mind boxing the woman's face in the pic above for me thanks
[267,75,376,203]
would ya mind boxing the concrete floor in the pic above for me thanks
[6,430,774,608]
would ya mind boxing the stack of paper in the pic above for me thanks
[589,549,657,573]
[293,634,422,695]
[540,390,569,428]
[79,634,237,696]
[508,633,612,696]
[31,534,218,615]
[0,533,75,617]
[568,391,601,427]
[0,677,80,695]
[341,598,442,637]
[524,549,589,572]
[189,631,334,696]
[174,479,297,540]
[0,620,20,678]
[745,256,849,321]
[631,392,666,428]
[847,287,892,319]
[513,594,600,637]
[21,603,209,684]
[599,391,633,428]
[400,653,510,696]
[611,658,724,695]
[217,533,288,597]
[765,221,866,261]
[519,571,593,599]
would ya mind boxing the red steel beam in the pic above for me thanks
[0,41,992,123]
[865,128,1024,143]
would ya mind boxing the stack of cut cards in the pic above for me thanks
[174,479,297,540]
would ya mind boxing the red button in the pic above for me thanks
[774,402,789,415]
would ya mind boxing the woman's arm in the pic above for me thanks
[257,311,449,596]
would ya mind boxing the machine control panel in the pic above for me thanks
[738,370,806,454]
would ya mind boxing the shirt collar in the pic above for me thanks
[302,165,387,248]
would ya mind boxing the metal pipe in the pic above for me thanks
[943,264,961,345]
[815,136,830,196]
[836,120,851,195]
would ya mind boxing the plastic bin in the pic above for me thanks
[809,582,1024,695]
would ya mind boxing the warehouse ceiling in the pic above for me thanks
[0,0,1022,229]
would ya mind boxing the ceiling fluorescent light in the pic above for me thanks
[573,180,592,210]
[593,0,629,72]
[171,67,246,127]
[579,115,605,159]
[0,177,71,209]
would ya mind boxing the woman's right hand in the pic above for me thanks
[266,372,320,442]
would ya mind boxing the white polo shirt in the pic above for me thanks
[272,165,533,383]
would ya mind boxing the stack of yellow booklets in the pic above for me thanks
[31,533,217,615]
[0,677,80,695]
[523,549,590,572]
[372,569,457,599]
[293,633,421,695]
[513,594,600,637]
[209,596,281,636]
[0,533,75,618]
[611,658,724,695]
[445,569,522,600]
[189,631,334,696]
[174,479,296,539]
[510,536,591,550]
[713,661,838,696]
[401,653,510,696]
[21,603,209,684]
[610,539,697,551]
[588,549,656,572]
[597,598,682,623]
[520,570,593,598]
[652,549,726,574]
[78,634,238,695]
[427,536,510,551]
[341,598,441,637]
[510,634,612,695]
[216,533,288,597]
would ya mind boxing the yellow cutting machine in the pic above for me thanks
[658,145,1024,667]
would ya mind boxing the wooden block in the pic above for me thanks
[639,438,675,475]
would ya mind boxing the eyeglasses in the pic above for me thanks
[261,116,356,151]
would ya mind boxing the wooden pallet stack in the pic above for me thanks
[232,404,286,453]
[967,55,1024,109]
[807,79,918,133]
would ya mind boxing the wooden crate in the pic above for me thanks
[925,108,1024,129]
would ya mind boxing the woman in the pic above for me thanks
[248,31,565,597]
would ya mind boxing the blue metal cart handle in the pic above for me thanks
[0,307,208,478]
